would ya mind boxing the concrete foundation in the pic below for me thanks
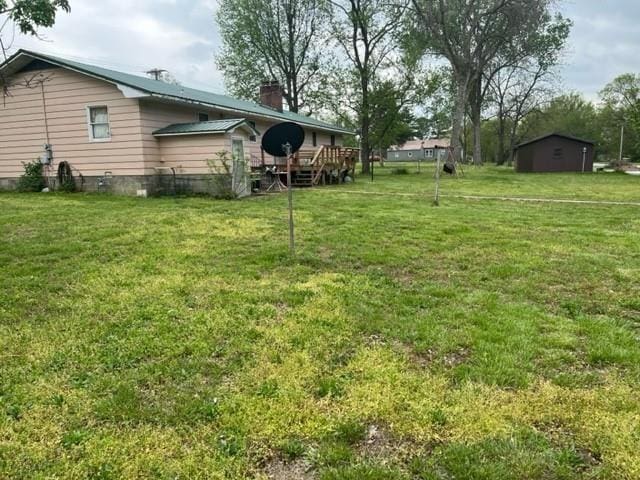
[0,173,250,197]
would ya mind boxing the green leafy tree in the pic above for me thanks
[600,74,640,162]
[368,81,415,154]
[329,0,415,174]
[411,0,567,165]
[0,0,70,58]
[478,10,571,165]
[216,0,327,113]
[519,93,602,149]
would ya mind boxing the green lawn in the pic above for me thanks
[359,164,640,202]
[1,167,639,479]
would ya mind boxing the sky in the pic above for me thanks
[4,0,640,101]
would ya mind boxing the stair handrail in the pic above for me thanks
[311,145,329,185]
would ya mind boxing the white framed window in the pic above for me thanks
[87,106,111,141]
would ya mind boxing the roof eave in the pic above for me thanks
[146,93,353,135]
[2,50,354,136]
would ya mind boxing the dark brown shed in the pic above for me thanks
[514,133,595,173]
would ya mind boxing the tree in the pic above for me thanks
[1,0,71,102]
[413,67,455,139]
[487,59,557,165]
[216,0,327,113]
[472,9,571,165]
[368,80,418,154]
[600,74,640,161]
[329,0,411,174]
[0,0,70,59]
[411,0,565,164]
[519,93,602,149]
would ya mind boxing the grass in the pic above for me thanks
[363,163,640,201]
[0,166,639,479]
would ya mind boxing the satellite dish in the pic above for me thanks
[261,122,305,157]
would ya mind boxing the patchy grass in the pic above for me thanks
[359,163,640,202]
[1,167,639,479]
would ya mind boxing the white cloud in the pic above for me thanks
[7,0,224,92]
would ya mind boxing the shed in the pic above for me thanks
[514,133,595,173]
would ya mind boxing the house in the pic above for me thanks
[386,138,450,162]
[514,133,595,173]
[0,50,354,196]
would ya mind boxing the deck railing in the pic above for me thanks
[256,145,360,185]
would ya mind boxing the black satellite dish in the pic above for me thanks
[261,122,305,157]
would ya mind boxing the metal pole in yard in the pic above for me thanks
[619,124,625,164]
[371,156,374,182]
[285,144,295,256]
[582,147,587,173]
[434,152,441,206]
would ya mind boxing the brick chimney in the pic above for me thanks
[260,80,283,112]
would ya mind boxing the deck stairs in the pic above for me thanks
[255,145,360,189]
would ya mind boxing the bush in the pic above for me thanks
[207,151,239,199]
[17,160,46,192]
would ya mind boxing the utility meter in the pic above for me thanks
[40,144,53,165]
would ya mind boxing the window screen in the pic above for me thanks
[89,106,110,140]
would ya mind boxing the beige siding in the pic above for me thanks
[157,134,238,174]
[138,101,344,169]
[0,67,144,178]
[139,100,203,173]
[0,65,347,181]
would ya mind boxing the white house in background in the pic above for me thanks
[386,138,451,162]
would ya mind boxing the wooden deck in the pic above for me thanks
[253,145,359,188]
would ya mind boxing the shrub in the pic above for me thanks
[207,150,247,199]
[16,160,46,192]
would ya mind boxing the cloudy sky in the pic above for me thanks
[5,0,639,100]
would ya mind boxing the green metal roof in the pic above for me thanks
[153,119,257,136]
[1,50,352,135]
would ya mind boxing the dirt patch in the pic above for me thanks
[443,347,470,368]
[366,334,388,347]
[358,424,425,462]
[262,458,315,480]
[575,447,603,471]
[317,246,333,262]
[404,346,437,369]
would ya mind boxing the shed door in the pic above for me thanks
[231,138,247,196]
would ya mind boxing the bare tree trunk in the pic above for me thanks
[496,108,507,165]
[472,114,482,166]
[360,117,371,174]
[360,74,371,175]
[497,126,507,165]
[507,121,519,167]
[450,74,469,163]
[470,77,483,165]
